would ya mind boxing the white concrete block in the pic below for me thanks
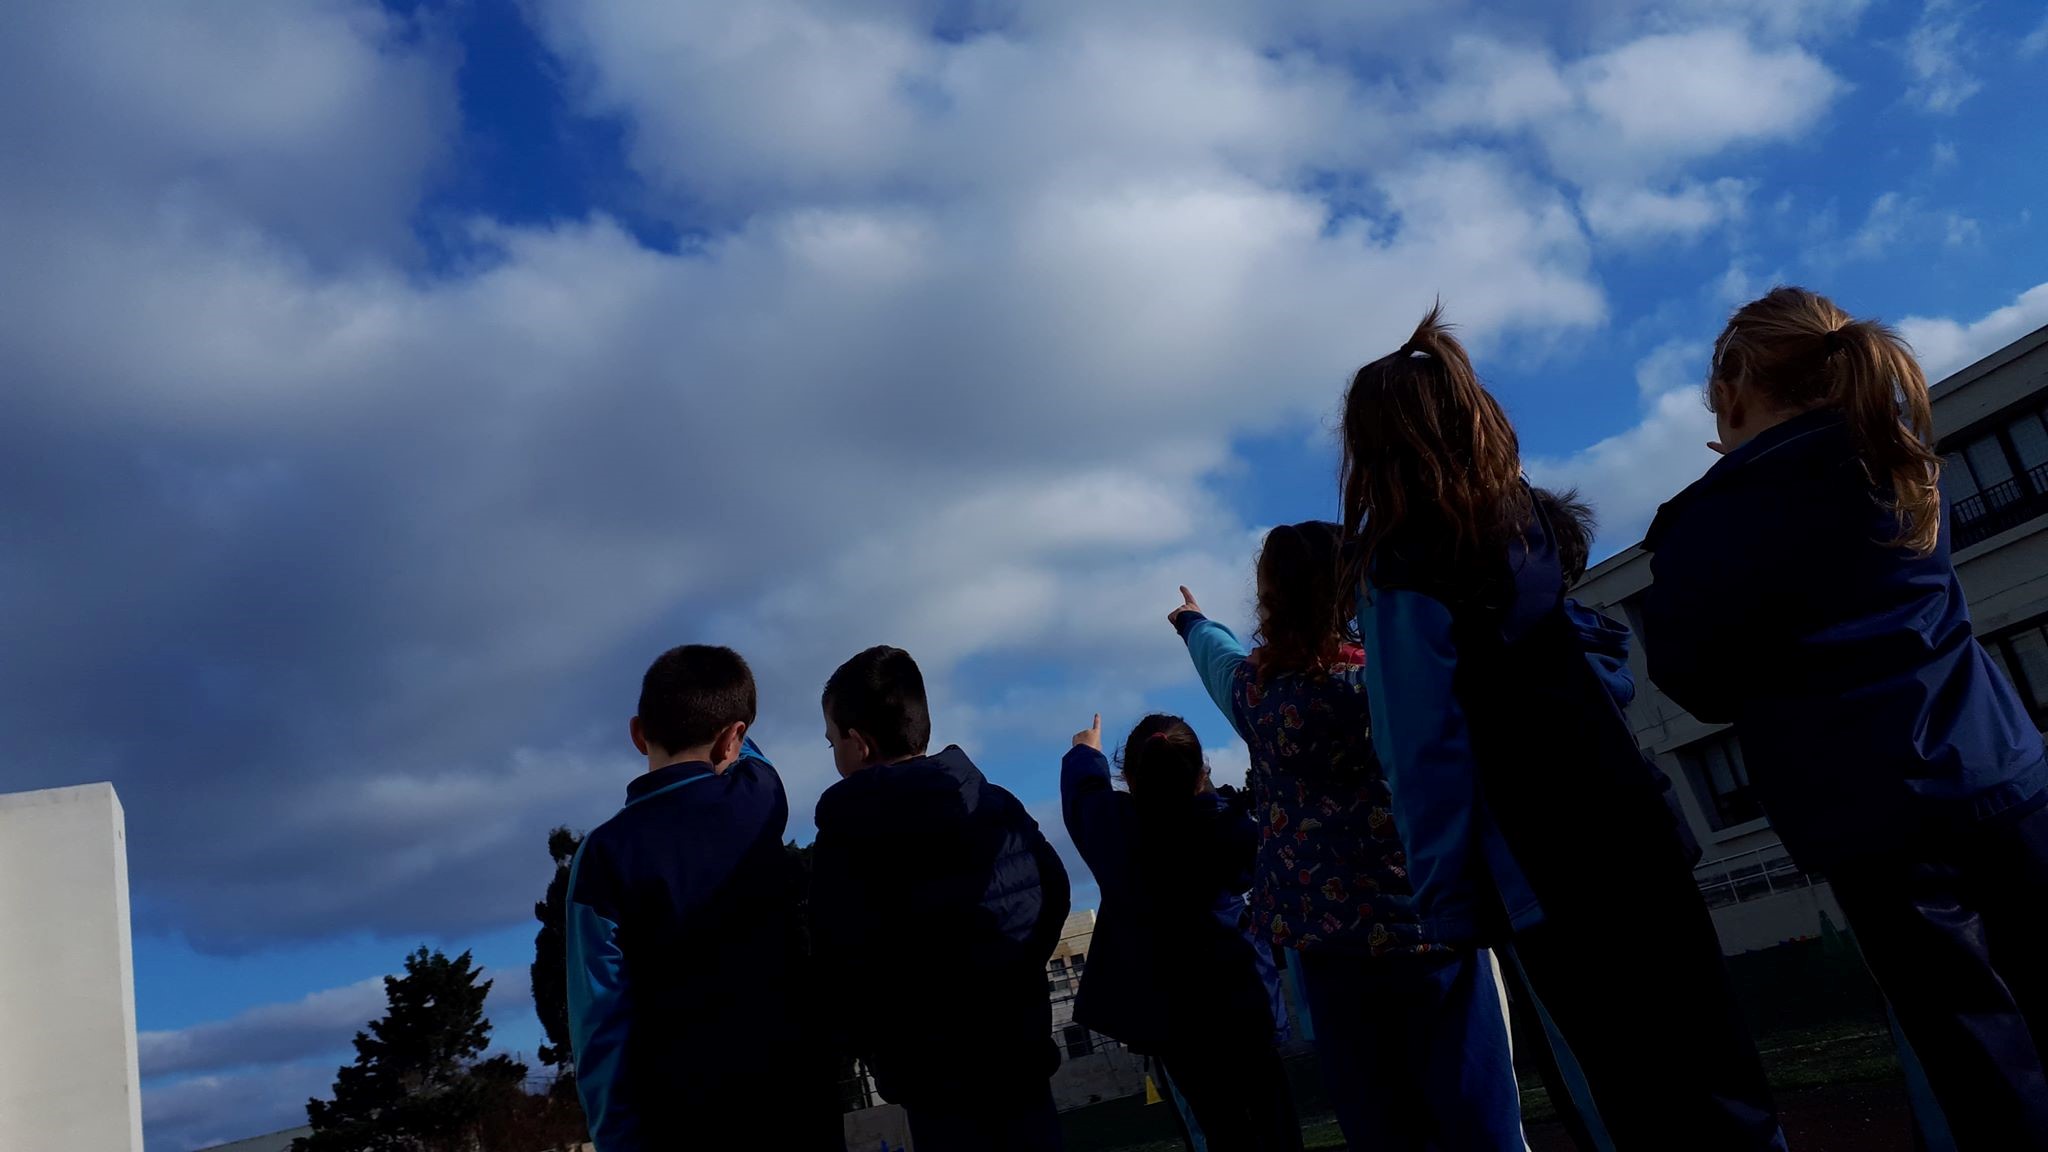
[0,783,145,1152]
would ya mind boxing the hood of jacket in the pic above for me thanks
[815,744,992,837]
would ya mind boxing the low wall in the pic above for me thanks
[1710,882,1847,955]
[1050,1047,1150,1110]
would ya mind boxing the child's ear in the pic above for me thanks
[629,716,650,757]
[714,719,748,765]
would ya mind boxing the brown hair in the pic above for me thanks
[1116,714,1206,810]
[1710,287,1941,554]
[1339,302,1530,585]
[1254,521,1346,680]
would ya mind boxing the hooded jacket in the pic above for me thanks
[1359,487,1693,944]
[810,745,1071,1108]
[567,742,843,1152]
[1644,408,2048,870]
[1060,745,1274,1054]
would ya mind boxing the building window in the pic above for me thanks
[1677,731,1764,831]
[1982,614,2048,732]
[1047,957,1070,993]
[1945,406,2048,548]
[1063,1024,1094,1059]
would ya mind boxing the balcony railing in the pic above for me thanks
[1694,844,1814,909]
[1953,463,2048,549]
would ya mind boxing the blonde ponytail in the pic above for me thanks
[1710,287,1943,554]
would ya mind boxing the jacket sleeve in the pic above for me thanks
[1643,535,1755,724]
[567,837,639,1151]
[1359,581,1483,944]
[1025,806,1073,963]
[1061,746,1123,893]
[1175,612,1254,742]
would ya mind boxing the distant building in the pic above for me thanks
[1045,909,1096,1058]
[196,1128,312,1152]
[1574,321,2048,953]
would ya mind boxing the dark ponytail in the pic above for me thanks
[1117,714,1205,814]
[1711,287,1941,554]
[1254,521,1346,680]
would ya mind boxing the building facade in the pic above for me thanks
[1574,321,2048,954]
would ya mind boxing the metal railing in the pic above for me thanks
[1694,844,1814,910]
[1953,463,2048,549]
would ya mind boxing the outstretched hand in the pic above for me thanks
[1073,713,1102,751]
[1167,585,1202,628]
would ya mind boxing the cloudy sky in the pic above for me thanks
[4,0,2047,1147]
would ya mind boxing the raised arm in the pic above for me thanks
[1359,581,1485,945]
[1169,586,1253,742]
[1061,715,1128,891]
[566,838,640,1151]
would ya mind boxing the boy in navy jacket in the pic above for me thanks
[566,645,845,1152]
[810,646,1072,1152]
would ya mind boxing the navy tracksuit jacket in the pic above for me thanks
[566,740,843,1151]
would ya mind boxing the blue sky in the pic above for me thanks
[4,0,2048,1147]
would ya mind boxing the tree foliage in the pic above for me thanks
[294,948,524,1152]
[531,826,583,1069]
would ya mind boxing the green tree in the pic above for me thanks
[295,948,521,1152]
[530,826,583,1070]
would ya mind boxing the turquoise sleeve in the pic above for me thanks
[1182,618,1253,742]
[1361,584,1483,943]
[567,842,639,1149]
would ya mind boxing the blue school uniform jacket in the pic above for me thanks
[810,746,1072,1109]
[1060,745,1277,1054]
[1358,490,1695,945]
[566,741,842,1152]
[1644,408,2048,871]
[1176,613,1430,955]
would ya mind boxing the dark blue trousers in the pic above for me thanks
[1828,793,2048,1150]
[1296,947,1523,1151]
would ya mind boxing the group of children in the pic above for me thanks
[565,286,2048,1151]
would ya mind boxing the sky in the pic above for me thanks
[3,0,2047,1147]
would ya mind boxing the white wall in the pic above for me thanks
[0,783,145,1152]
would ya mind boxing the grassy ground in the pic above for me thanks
[1061,1020,1909,1152]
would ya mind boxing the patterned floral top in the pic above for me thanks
[1178,612,1431,956]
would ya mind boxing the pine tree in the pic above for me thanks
[295,948,516,1152]
[530,826,582,1070]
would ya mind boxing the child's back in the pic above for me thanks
[812,744,1068,1098]
[1647,405,2047,867]
[568,646,843,1151]
[811,646,1070,1152]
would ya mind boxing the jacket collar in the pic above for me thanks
[627,759,719,805]
[1647,408,1846,550]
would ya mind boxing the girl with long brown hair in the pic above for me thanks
[1170,523,1524,1150]
[1644,286,2048,1147]
[1340,305,1782,1150]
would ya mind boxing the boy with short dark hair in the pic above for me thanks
[811,645,1073,1152]
[567,644,844,1152]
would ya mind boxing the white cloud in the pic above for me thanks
[140,978,385,1079]
[2024,14,2048,57]
[1527,341,1720,554]
[1900,282,2048,381]
[1904,1,1981,114]
[1582,178,1753,243]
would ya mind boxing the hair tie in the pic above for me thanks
[1824,327,1846,354]
[1399,340,1429,359]
[1145,731,1171,744]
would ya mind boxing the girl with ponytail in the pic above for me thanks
[1169,522,1524,1150]
[1341,304,1782,1150]
[1060,713,1303,1151]
[1644,286,2048,1146]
